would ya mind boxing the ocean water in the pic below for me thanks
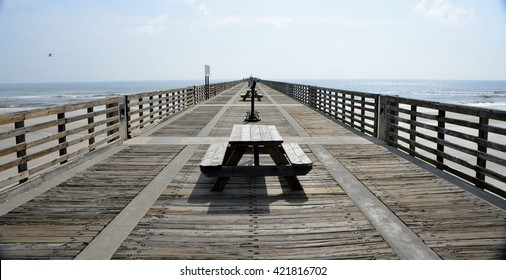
[285,79,506,111]
[1,79,506,112]
[0,80,203,111]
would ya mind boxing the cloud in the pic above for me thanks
[262,16,293,28]
[198,3,210,16]
[415,0,474,25]
[185,0,211,16]
[207,16,241,28]
[134,14,169,36]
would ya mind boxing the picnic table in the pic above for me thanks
[200,125,313,191]
[241,89,263,101]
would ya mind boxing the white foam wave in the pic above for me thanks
[54,93,118,99]
[459,101,506,109]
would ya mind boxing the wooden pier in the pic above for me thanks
[0,82,505,260]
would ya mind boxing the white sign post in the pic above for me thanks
[205,65,210,77]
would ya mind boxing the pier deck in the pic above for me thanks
[1,83,505,260]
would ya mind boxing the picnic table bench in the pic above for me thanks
[200,125,312,191]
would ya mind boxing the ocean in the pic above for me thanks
[0,80,203,111]
[284,79,506,111]
[1,79,506,112]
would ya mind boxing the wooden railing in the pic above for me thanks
[262,80,379,137]
[0,80,242,192]
[0,97,121,189]
[261,79,506,198]
[379,96,506,198]
[194,84,208,104]
[126,87,194,138]
[127,81,242,137]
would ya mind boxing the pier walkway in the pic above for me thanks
[0,83,505,259]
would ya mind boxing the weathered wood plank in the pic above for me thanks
[282,143,313,166]
[268,125,283,142]
[200,143,228,168]
[250,125,261,142]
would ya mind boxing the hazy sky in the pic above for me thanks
[1,0,505,83]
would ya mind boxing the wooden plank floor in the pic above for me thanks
[0,145,185,259]
[1,83,505,259]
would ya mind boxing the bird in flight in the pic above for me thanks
[48,53,52,57]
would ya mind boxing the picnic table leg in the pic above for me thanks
[284,177,303,190]
[211,146,246,192]
[265,146,304,191]
[211,178,229,192]
[242,90,250,101]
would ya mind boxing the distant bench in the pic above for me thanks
[241,89,263,101]
[200,125,312,191]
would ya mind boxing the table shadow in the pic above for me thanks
[187,171,308,215]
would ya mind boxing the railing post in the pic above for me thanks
[158,93,163,116]
[192,86,196,105]
[409,105,417,156]
[186,88,191,108]
[436,109,445,169]
[378,95,388,141]
[373,95,379,137]
[476,116,489,185]
[176,91,181,112]
[361,96,366,133]
[118,96,128,141]
[87,107,95,151]
[149,95,154,123]
[388,97,399,144]
[125,95,132,139]
[309,86,317,108]
[165,92,170,113]
[340,92,346,122]
[138,97,144,129]
[14,119,28,183]
[171,91,176,113]
[350,93,355,128]
[57,112,68,164]
[378,95,398,144]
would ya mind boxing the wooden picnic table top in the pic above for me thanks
[229,124,283,145]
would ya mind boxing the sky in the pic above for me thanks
[0,0,505,83]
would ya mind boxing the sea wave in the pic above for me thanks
[54,93,119,99]
[413,91,506,97]
[458,101,506,109]
[0,93,120,108]
[0,95,45,100]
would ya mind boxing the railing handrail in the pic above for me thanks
[0,96,121,122]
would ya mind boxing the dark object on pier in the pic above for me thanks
[241,89,263,101]
[245,78,260,122]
